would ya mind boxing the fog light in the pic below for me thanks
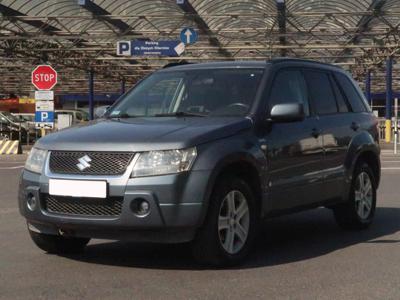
[27,194,37,211]
[130,198,150,217]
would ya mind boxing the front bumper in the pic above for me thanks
[19,163,212,243]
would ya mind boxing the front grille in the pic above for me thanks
[42,194,123,217]
[49,151,134,175]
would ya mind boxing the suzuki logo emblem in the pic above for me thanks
[76,155,92,171]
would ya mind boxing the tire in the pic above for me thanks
[333,162,377,230]
[192,176,259,266]
[29,229,90,254]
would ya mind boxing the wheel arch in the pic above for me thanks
[345,131,381,189]
[197,152,264,227]
[353,150,381,188]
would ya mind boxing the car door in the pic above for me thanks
[264,69,325,212]
[303,69,355,202]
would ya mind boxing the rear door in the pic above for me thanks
[265,68,325,212]
[303,69,355,201]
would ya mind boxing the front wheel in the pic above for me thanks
[192,176,258,266]
[29,229,90,254]
[333,162,377,229]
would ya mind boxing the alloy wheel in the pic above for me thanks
[218,190,250,254]
[354,171,373,220]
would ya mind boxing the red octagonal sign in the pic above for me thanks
[31,65,58,90]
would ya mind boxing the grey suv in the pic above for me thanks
[19,59,380,265]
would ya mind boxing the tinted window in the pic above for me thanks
[335,73,366,113]
[331,76,349,113]
[304,70,337,115]
[269,70,309,116]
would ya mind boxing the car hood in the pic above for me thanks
[36,117,253,152]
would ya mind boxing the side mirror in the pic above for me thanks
[269,103,305,122]
[94,106,110,119]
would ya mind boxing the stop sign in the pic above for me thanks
[31,65,58,90]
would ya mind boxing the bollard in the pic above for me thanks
[385,119,392,143]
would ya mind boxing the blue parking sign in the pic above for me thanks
[35,111,54,123]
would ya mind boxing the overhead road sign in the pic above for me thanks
[132,40,185,57]
[117,41,132,56]
[117,40,185,57]
[180,27,198,45]
[31,65,58,91]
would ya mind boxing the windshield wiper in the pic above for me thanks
[154,111,206,117]
[107,113,135,119]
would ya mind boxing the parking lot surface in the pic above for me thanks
[1,151,399,299]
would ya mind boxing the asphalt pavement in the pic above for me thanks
[0,151,399,299]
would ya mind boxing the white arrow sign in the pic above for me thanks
[184,29,192,44]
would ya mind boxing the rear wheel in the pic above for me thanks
[29,229,90,254]
[192,176,258,266]
[333,162,376,229]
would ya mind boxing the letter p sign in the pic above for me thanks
[117,41,132,56]
[41,112,49,121]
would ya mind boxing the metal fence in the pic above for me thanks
[377,118,400,141]
[0,122,40,146]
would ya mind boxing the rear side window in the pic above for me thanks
[304,70,338,115]
[269,70,309,116]
[330,76,349,113]
[334,73,367,113]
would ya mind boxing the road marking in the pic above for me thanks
[0,165,24,170]
[381,167,400,170]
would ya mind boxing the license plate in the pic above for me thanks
[49,179,107,198]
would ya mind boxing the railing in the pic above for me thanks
[378,118,400,141]
[0,123,41,145]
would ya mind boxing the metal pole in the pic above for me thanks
[385,57,393,143]
[18,122,21,144]
[395,98,398,154]
[89,70,94,120]
[365,70,371,105]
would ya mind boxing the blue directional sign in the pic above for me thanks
[180,27,198,45]
[131,40,185,57]
[35,111,54,123]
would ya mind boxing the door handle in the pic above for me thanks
[311,128,321,138]
[351,122,360,131]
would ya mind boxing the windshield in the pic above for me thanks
[108,68,264,118]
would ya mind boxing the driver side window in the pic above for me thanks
[269,70,310,116]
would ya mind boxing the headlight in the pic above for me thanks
[132,147,197,177]
[25,148,47,173]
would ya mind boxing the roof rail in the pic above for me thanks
[162,60,194,69]
[269,57,342,69]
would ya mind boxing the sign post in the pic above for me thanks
[395,98,398,154]
[32,65,57,135]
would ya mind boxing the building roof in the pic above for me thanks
[0,0,399,94]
